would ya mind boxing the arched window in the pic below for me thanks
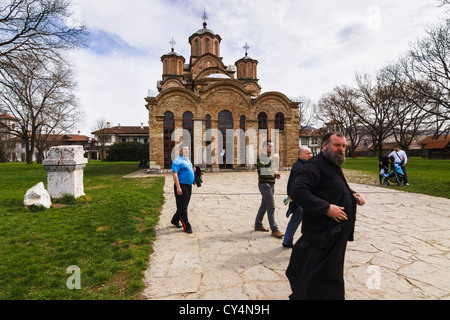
[275,112,285,131]
[194,39,199,56]
[218,110,233,169]
[205,38,210,53]
[163,112,175,169]
[182,112,194,161]
[239,115,246,166]
[170,59,175,74]
[205,114,211,131]
[214,40,219,56]
[205,114,212,167]
[240,115,246,131]
[258,112,267,130]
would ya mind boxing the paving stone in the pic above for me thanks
[138,171,450,300]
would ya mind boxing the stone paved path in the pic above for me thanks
[137,171,450,300]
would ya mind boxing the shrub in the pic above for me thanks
[105,142,149,162]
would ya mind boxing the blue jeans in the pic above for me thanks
[401,165,408,184]
[283,205,303,246]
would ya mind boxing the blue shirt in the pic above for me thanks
[172,155,195,185]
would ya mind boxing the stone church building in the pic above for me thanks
[145,19,299,171]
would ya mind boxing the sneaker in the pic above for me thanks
[255,226,269,232]
[272,230,284,238]
[406,183,410,186]
[184,228,193,234]
[171,220,182,228]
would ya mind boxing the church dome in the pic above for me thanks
[205,72,230,79]
[194,22,217,36]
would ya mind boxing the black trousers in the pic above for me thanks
[172,183,192,231]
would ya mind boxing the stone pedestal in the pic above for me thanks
[147,164,161,174]
[43,146,88,199]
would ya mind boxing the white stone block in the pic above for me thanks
[43,146,88,199]
[24,182,52,209]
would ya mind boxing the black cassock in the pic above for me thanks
[286,152,357,300]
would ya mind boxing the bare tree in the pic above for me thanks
[0,0,87,61]
[353,72,398,157]
[382,64,434,149]
[34,74,83,163]
[291,95,317,130]
[0,52,81,163]
[316,85,365,157]
[399,21,449,129]
[92,118,112,160]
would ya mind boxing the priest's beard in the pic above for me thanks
[323,144,345,166]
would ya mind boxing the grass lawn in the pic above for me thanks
[0,161,164,299]
[342,157,450,199]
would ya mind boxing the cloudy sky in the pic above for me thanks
[68,0,447,136]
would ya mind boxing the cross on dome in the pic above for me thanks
[243,42,250,56]
[202,8,208,28]
[169,37,176,52]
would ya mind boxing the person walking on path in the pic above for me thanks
[286,132,365,299]
[389,145,409,185]
[255,140,284,238]
[171,144,195,233]
[282,147,313,248]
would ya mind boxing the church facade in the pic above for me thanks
[145,19,300,171]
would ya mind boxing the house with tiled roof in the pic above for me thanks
[1,112,96,162]
[299,128,326,155]
[421,135,450,159]
[90,123,149,147]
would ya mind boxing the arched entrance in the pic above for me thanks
[218,110,233,169]
[182,111,194,162]
[163,112,175,169]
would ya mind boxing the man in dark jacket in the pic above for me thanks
[285,132,365,300]
[282,147,313,248]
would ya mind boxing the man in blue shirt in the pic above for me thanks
[171,144,195,233]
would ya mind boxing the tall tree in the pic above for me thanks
[383,64,434,149]
[0,53,82,163]
[316,85,365,157]
[399,20,449,133]
[354,72,397,157]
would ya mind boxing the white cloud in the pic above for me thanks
[68,0,447,136]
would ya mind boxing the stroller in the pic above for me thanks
[379,156,404,187]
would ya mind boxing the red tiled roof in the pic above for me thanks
[91,126,149,135]
[299,128,324,137]
[54,134,90,142]
[0,113,18,121]
[424,139,450,150]
[420,135,450,145]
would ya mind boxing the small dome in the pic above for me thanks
[206,73,230,79]
[164,48,183,57]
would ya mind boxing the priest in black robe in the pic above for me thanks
[286,132,365,300]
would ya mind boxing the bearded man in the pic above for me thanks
[286,132,365,300]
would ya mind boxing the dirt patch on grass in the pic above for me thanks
[343,169,379,186]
